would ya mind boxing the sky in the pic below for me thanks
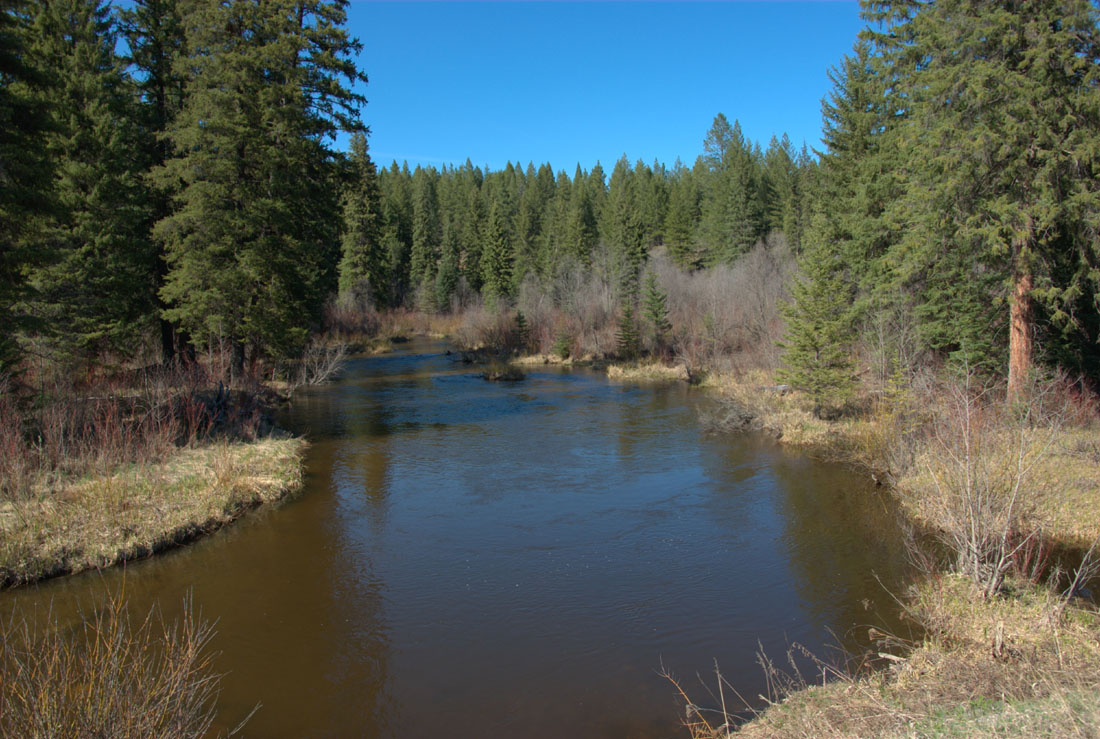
[344,1,867,173]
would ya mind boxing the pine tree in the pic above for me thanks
[27,0,155,361]
[880,0,1100,394]
[156,0,366,373]
[778,229,857,416]
[0,0,54,372]
[642,271,671,354]
[338,132,387,308]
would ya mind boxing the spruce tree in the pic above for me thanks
[338,132,387,308]
[480,197,513,305]
[0,0,53,372]
[156,0,365,372]
[409,166,441,287]
[27,0,154,361]
[616,302,639,360]
[880,0,1100,394]
[120,0,188,361]
[642,271,671,354]
[778,228,857,416]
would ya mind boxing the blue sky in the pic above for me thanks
[345,1,867,172]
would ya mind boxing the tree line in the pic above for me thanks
[337,118,816,314]
[1,0,364,378]
[783,0,1100,406]
[4,0,1099,397]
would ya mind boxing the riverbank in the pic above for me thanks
[718,574,1100,739]
[603,360,1100,738]
[0,436,306,588]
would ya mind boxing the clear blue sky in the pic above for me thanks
[345,1,866,173]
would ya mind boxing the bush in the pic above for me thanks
[0,593,239,738]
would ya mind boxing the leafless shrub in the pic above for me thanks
[903,367,1069,598]
[654,235,795,376]
[324,293,381,340]
[0,592,247,738]
[282,338,349,395]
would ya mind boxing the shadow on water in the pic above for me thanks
[0,338,915,738]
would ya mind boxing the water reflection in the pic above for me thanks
[0,339,911,738]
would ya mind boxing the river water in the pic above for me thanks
[1,339,912,738]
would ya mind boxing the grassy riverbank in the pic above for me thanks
[719,574,1100,739]
[603,360,1100,738]
[0,436,305,588]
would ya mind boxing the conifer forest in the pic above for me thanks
[4,1,1100,737]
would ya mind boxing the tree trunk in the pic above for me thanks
[1007,268,1033,399]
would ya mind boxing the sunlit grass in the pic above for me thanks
[0,437,306,587]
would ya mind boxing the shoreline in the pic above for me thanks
[600,357,1100,738]
[0,435,307,589]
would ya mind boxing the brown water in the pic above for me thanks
[1,339,913,738]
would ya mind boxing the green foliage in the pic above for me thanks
[433,228,460,312]
[552,329,571,360]
[338,133,388,308]
[0,0,54,372]
[514,310,530,354]
[480,198,514,304]
[155,0,365,366]
[616,303,639,360]
[778,234,857,415]
[24,0,156,361]
[642,272,671,351]
[699,117,764,263]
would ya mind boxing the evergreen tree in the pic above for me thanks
[338,132,387,307]
[565,165,598,265]
[604,155,647,296]
[699,118,763,263]
[663,159,701,267]
[434,225,460,311]
[616,302,639,360]
[880,0,1100,394]
[778,230,857,415]
[27,0,154,361]
[409,166,441,287]
[481,197,513,304]
[0,0,54,372]
[120,0,188,362]
[156,0,365,373]
[641,271,671,353]
[702,113,735,172]
[379,161,414,303]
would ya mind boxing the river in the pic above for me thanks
[0,339,912,737]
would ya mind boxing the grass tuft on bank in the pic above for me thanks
[0,437,305,588]
[714,575,1100,739]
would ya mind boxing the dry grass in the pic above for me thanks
[0,591,242,738]
[676,575,1100,739]
[679,369,1100,739]
[606,360,691,383]
[0,437,306,588]
[701,369,1100,549]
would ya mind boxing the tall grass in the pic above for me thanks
[0,592,244,738]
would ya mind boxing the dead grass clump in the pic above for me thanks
[673,575,1100,739]
[606,360,690,383]
[0,437,306,587]
[0,592,244,738]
